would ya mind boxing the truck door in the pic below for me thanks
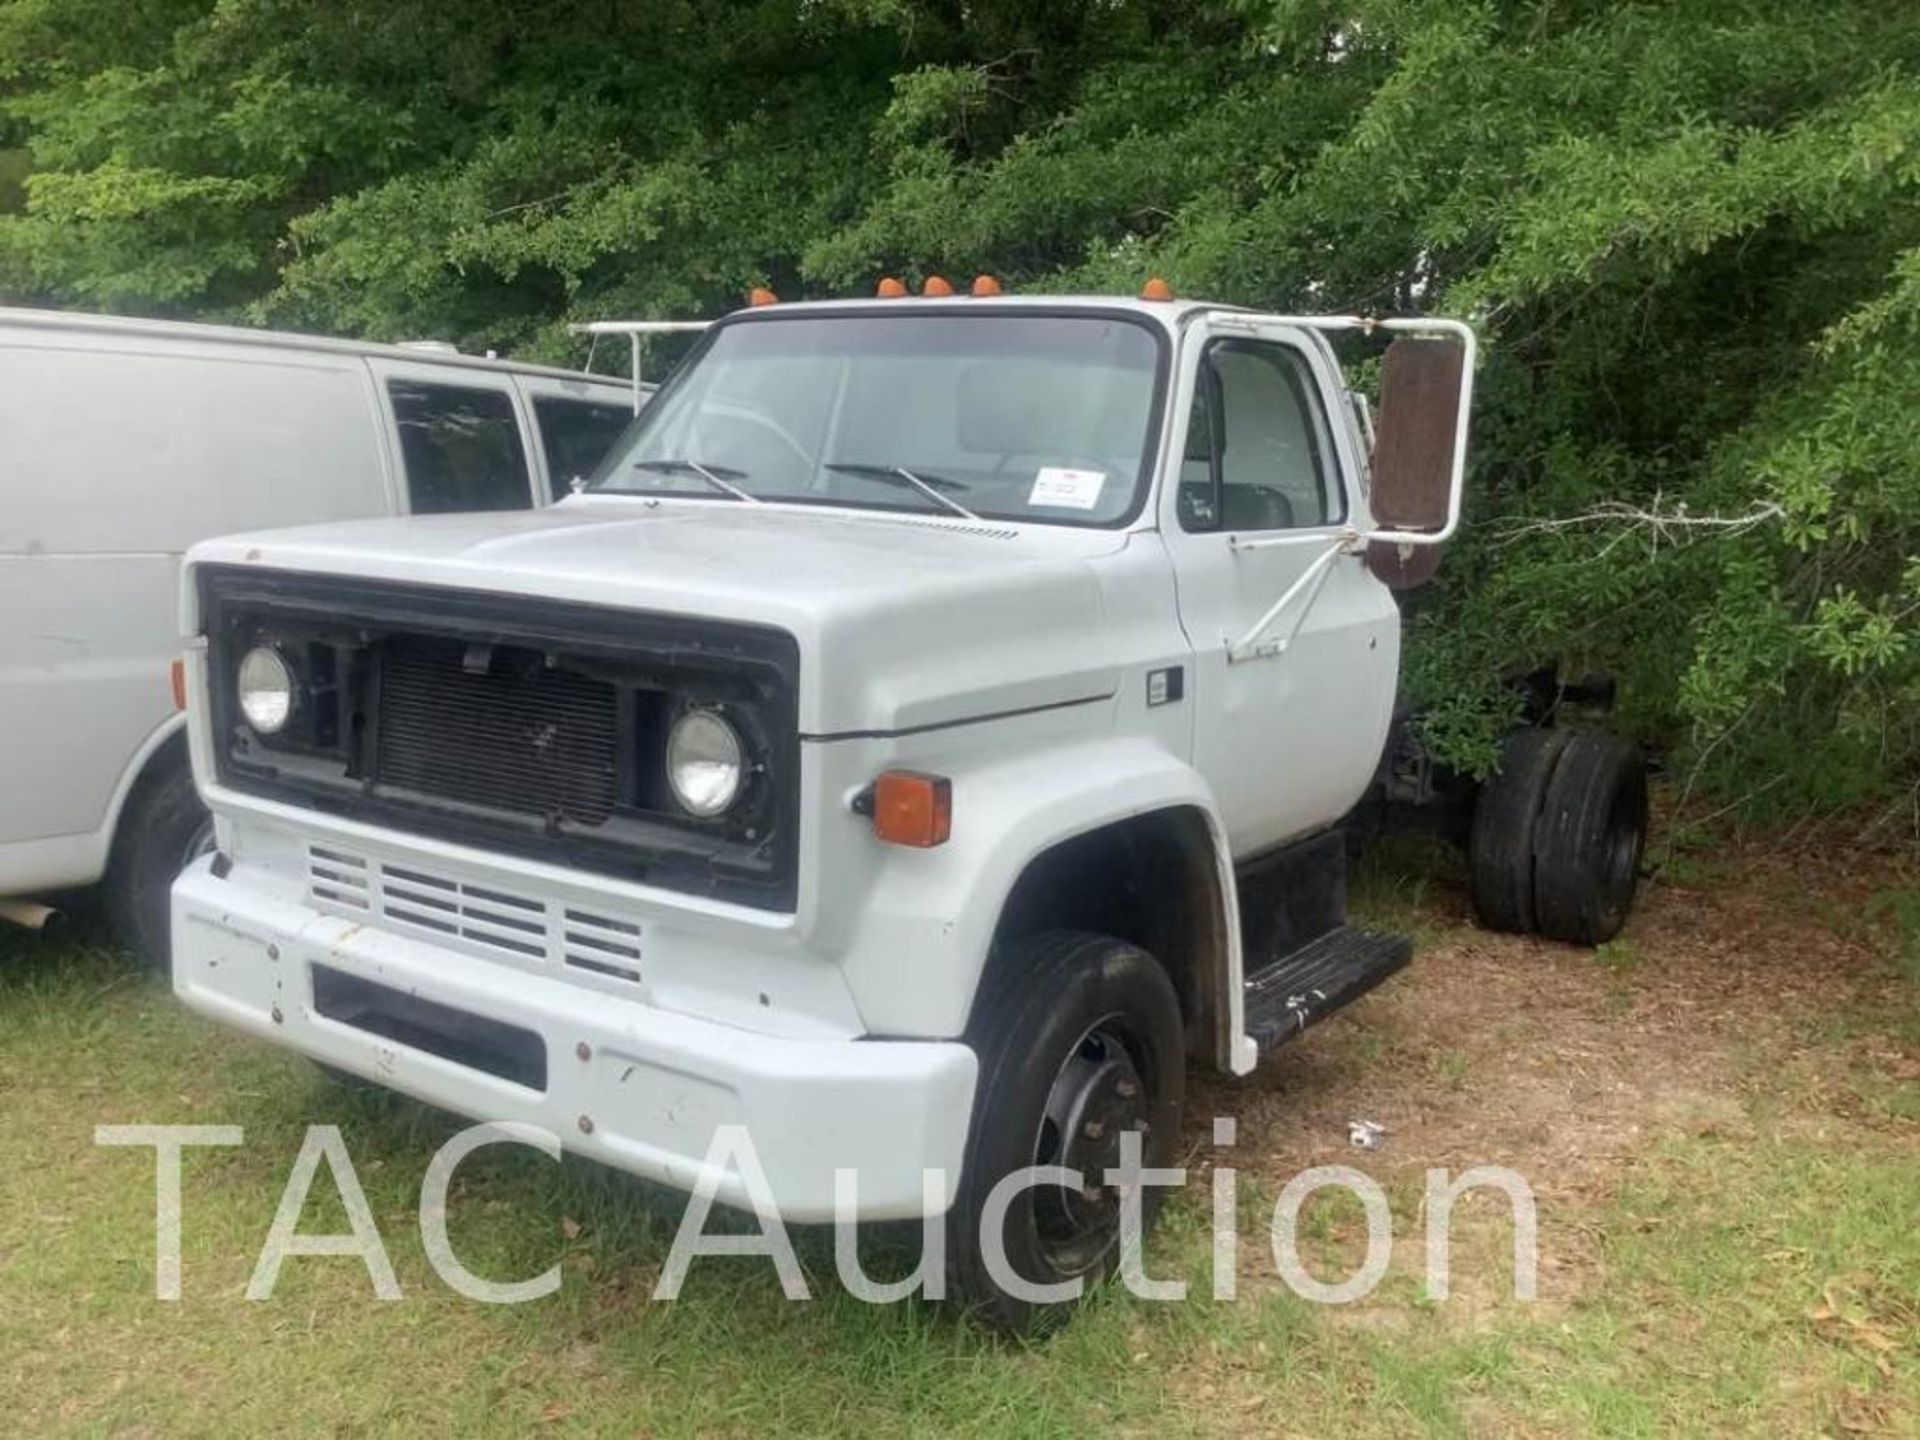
[1159,315,1400,857]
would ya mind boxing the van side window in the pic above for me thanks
[532,396,634,499]
[1178,340,1340,532]
[389,381,532,513]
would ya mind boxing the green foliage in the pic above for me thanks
[2,0,1918,823]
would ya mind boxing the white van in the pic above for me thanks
[0,306,641,964]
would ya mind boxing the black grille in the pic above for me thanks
[200,568,801,911]
[376,636,617,825]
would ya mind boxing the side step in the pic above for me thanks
[1243,926,1411,1052]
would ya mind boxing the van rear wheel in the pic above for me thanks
[105,749,212,975]
[946,930,1184,1335]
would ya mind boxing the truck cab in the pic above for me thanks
[171,286,1564,1331]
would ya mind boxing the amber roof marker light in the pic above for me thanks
[1140,277,1175,301]
[922,275,955,297]
[747,286,778,306]
[876,277,908,298]
[971,274,1003,296]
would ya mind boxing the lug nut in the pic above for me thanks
[1116,1078,1138,1099]
[1084,1120,1105,1139]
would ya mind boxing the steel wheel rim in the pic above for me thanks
[1028,1013,1153,1276]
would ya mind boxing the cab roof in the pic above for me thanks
[715,293,1244,333]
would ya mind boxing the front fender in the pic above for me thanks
[830,734,1254,1070]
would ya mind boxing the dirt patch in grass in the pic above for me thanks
[1156,838,1920,1433]
[1198,835,1915,1187]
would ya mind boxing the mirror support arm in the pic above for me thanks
[1225,532,1362,663]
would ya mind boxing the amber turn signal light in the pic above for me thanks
[170,658,187,712]
[870,771,952,848]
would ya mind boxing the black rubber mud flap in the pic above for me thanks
[1531,732,1647,946]
[1467,728,1571,935]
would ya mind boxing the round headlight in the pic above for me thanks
[237,646,295,734]
[666,709,744,817]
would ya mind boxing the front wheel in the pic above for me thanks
[946,930,1185,1335]
[105,750,213,975]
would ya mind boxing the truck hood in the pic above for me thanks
[186,497,1137,737]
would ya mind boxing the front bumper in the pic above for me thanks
[171,856,976,1221]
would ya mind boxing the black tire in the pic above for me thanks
[105,747,213,975]
[946,930,1184,1336]
[1468,728,1570,935]
[1531,732,1647,946]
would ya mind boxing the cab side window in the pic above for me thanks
[532,395,634,499]
[1177,340,1340,532]
[389,381,532,514]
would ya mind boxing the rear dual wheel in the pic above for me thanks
[1469,729,1646,946]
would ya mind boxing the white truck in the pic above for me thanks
[0,307,639,961]
[169,286,1645,1331]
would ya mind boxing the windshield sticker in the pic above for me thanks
[1028,467,1106,510]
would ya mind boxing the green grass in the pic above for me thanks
[1347,834,1456,951]
[2,909,1917,1436]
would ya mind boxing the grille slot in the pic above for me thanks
[304,845,644,977]
[308,846,371,910]
[375,635,618,826]
[378,865,548,959]
[563,908,644,984]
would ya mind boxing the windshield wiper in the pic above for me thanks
[630,458,762,504]
[823,462,980,521]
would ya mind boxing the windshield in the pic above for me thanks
[587,312,1164,526]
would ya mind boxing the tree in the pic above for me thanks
[3,0,1916,826]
